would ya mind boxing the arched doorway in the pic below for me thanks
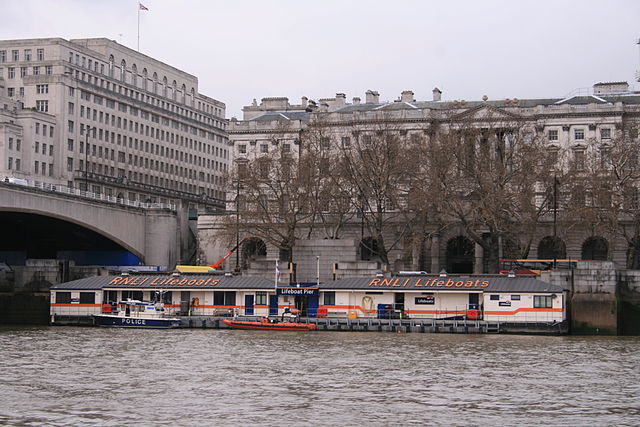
[242,237,267,269]
[446,235,474,274]
[538,236,567,259]
[581,236,608,260]
[360,237,379,261]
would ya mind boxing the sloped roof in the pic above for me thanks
[321,275,564,293]
[51,274,276,290]
[250,111,310,122]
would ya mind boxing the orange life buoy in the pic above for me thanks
[192,297,200,307]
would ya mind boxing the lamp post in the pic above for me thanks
[553,175,559,267]
[235,178,240,272]
[316,255,320,287]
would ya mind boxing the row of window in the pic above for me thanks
[34,141,54,156]
[6,138,22,151]
[71,158,223,200]
[6,157,21,171]
[65,55,225,128]
[0,48,45,63]
[549,127,612,141]
[0,65,52,79]
[489,294,553,308]
[238,143,291,154]
[33,160,53,176]
[35,122,54,137]
[69,93,228,156]
[69,123,227,174]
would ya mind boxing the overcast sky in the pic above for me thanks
[2,0,639,118]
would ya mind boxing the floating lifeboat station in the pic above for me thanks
[49,272,567,334]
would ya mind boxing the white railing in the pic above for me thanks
[4,179,176,211]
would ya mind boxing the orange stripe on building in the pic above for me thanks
[50,303,101,307]
[484,308,563,316]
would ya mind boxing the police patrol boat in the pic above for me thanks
[92,298,181,329]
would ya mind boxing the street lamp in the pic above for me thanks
[235,176,241,272]
[553,175,560,267]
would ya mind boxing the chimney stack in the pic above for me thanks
[352,97,361,105]
[432,87,442,102]
[335,93,346,108]
[301,96,308,108]
[365,90,380,104]
[401,90,414,103]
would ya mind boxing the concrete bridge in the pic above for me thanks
[0,181,190,267]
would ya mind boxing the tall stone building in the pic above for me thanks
[0,38,229,211]
[206,83,640,280]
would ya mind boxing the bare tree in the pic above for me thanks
[335,115,425,270]
[561,123,640,267]
[424,110,556,272]
[299,117,356,239]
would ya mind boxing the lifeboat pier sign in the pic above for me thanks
[277,287,318,296]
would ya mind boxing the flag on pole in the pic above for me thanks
[139,3,149,11]
[275,260,281,286]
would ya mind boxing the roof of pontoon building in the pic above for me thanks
[50,274,276,290]
[322,275,564,293]
[52,274,564,293]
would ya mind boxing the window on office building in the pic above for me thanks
[32,66,40,76]
[36,100,48,112]
[548,129,558,141]
[37,49,44,61]
[11,50,18,61]
[67,157,73,171]
[600,128,611,140]
[20,67,27,77]
[8,67,14,78]
[45,66,52,75]
[574,128,585,140]
[0,50,5,62]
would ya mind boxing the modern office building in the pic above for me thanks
[0,37,229,211]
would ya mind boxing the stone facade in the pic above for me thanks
[0,37,230,212]
[215,83,640,277]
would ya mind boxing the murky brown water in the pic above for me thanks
[0,327,639,426]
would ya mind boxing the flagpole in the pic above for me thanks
[137,3,140,51]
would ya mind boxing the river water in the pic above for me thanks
[0,327,639,426]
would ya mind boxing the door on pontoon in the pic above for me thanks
[269,295,278,316]
[468,293,479,310]
[245,294,254,315]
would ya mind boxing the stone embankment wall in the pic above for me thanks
[541,261,640,335]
